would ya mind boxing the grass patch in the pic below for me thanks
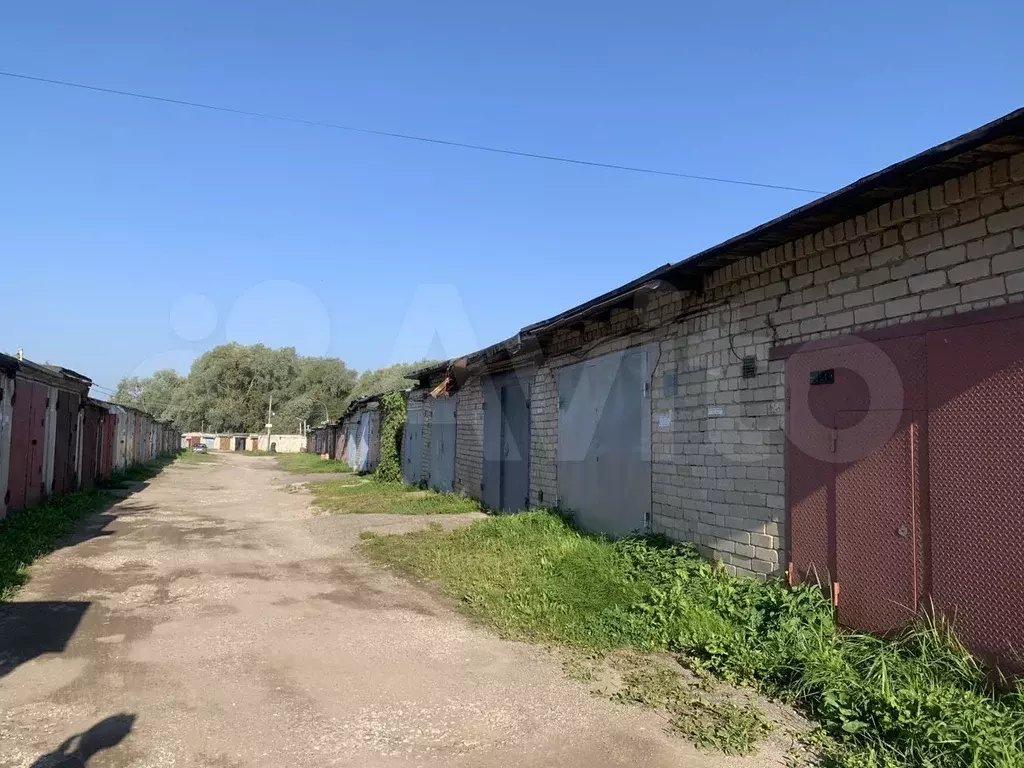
[274,452,352,474]
[176,450,216,465]
[0,489,113,600]
[308,478,479,515]
[612,659,772,755]
[97,451,183,489]
[361,511,1024,767]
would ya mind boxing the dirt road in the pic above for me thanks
[0,454,770,767]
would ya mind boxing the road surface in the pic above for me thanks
[0,453,775,767]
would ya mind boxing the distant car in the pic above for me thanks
[193,443,208,454]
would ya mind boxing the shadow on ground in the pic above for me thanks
[0,601,91,680]
[29,713,135,767]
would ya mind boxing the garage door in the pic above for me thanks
[402,407,424,484]
[556,345,656,537]
[428,396,457,492]
[483,369,532,512]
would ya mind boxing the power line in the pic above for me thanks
[0,69,825,195]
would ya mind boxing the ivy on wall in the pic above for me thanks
[374,391,406,483]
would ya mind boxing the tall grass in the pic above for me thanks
[363,511,1024,767]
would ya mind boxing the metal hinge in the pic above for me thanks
[643,382,650,398]
[832,582,840,607]
[830,430,837,454]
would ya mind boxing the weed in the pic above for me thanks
[309,478,479,515]
[273,452,353,474]
[0,489,112,600]
[612,657,772,755]
[364,510,1024,767]
[672,699,772,755]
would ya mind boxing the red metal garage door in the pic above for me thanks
[927,315,1024,663]
[7,379,49,510]
[782,305,1024,668]
[835,409,921,633]
[52,390,79,495]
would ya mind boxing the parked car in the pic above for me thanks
[193,443,208,454]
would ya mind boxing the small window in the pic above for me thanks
[742,356,757,379]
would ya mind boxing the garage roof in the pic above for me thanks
[522,106,1024,335]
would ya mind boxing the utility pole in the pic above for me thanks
[265,395,273,451]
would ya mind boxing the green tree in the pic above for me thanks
[111,345,431,433]
[112,369,186,422]
[346,360,438,406]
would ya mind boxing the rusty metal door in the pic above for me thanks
[0,376,12,518]
[834,410,921,633]
[52,390,78,495]
[927,315,1024,662]
[79,406,101,489]
[7,380,36,510]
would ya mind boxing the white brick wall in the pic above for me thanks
[654,153,1024,577]
[454,376,484,498]
[519,152,1024,579]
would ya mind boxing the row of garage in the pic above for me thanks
[0,353,181,520]
[307,394,380,473]
[306,110,1024,667]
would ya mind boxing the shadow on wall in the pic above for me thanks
[0,601,90,680]
[30,713,135,767]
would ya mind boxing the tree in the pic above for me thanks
[111,345,432,433]
[112,369,186,422]
[346,360,438,406]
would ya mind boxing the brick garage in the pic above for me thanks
[512,111,1024,582]
[419,109,1024,660]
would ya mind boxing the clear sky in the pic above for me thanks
[2,1,1022,395]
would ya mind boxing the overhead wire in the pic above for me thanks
[0,70,825,195]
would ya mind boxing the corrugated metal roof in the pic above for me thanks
[0,353,94,390]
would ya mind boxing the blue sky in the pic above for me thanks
[2,1,1022,394]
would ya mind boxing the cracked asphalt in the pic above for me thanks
[0,453,777,767]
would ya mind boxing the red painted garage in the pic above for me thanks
[779,304,1024,668]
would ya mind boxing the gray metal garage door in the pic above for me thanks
[428,396,457,492]
[402,407,424,485]
[483,369,532,511]
[556,345,656,536]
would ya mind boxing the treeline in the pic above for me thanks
[112,343,434,433]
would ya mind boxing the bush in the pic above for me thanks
[373,391,406,483]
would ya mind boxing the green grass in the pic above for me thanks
[1,489,115,600]
[2,451,183,599]
[97,451,184,488]
[361,511,1024,767]
[274,452,353,474]
[176,450,216,465]
[308,477,479,515]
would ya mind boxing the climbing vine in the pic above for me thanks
[374,390,406,483]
